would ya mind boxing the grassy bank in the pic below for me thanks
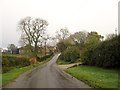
[65,65,119,88]
[0,74,1,87]
[2,56,52,86]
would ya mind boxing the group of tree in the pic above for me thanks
[16,16,119,68]
[57,29,103,63]
[56,28,119,69]
[83,34,119,68]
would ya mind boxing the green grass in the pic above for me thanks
[65,65,119,88]
[2,65,35,86]
[0,74,2,87]
[2,56,52,86]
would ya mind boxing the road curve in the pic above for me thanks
[4,53,90,88]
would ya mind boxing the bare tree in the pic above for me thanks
[18,17,48,57]
[56,27,70,41]
[106,33,116,40]
[70,31,88,45]
[42,34,50,56]
[49,36,58,46]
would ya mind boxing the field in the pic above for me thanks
[65,65,119,88]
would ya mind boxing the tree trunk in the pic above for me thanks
[34,41,38,60]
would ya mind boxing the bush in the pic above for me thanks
[83,35,120,68]
[38,53,53,61]
[2,56,30,67]
[57,41,67,52]
[2,55,31,73]
[60,46,80,63]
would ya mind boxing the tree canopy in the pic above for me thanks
[18,17,48,57]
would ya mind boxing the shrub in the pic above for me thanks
[2,55,31,73]
[60,46,80,63]
[83,35,120,68]
[57,41,67,52]
[38,53,53,61]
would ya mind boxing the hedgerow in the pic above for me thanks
[2,55,30,73]
[83,35,120,68]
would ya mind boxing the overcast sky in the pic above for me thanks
[0,0,119,48]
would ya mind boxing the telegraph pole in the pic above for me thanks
[118,1,120,35]
[115,28,117,36]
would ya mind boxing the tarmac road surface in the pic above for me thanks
[4,53,90,88]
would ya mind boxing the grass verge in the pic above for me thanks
[2,56,52,86]
[0,74,1,88]
[65,65,119,88]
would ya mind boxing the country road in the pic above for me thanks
[4,53,90,88]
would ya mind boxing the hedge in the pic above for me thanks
[83,35,120,68]
[38,53,53,61]
[2,56,30,73]
[60,46,80,63]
